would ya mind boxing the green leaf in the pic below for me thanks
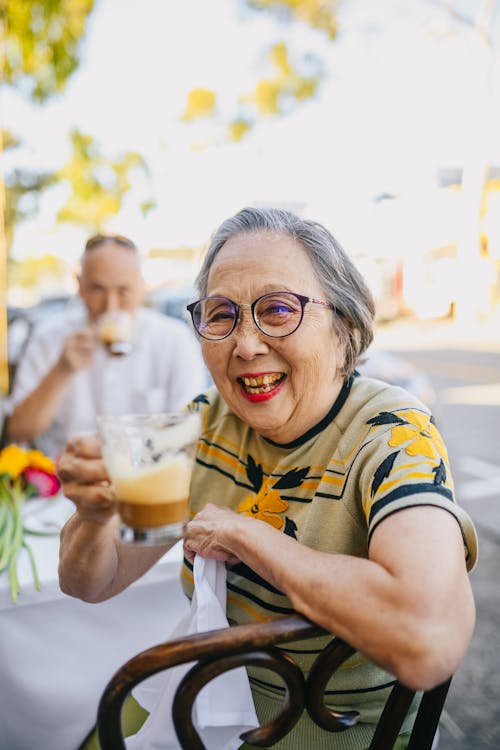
[23,540,41,592]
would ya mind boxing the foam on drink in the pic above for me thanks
[111,453,192,528]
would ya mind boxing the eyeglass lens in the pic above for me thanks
[192,292,305,340]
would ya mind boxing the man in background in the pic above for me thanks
[7,234,206,457]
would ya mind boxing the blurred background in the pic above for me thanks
[1,1,499,747]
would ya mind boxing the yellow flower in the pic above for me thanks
[237,477,288,529]
[26,450,56,474]
[388,411,449,463]
[0,445,29,479]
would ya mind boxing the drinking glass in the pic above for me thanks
[97,411,200,544]
[97,310,133,356]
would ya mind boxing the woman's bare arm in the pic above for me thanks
[58,434,173,602]
[183,503,475,691]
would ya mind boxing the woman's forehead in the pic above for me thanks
[206,232,324,298]
[209,232,313,275]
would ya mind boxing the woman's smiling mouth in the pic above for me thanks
[237,372,286,401]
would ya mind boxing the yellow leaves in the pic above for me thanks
[294,76,318,100]
[249,41,321,118]
[249,0,338,39]
[183,38,323,146]
[4,0,95,101]
[255,79,281,115]
[270,41,292,76]
[227,119,252,142]
[56,129,152,232]
[7,254,67,290]
[182,88,216,122]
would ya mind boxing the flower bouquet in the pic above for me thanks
[0,444,60,603]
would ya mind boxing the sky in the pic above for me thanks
[3,0,500,278]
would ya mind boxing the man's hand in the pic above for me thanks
[57,433,116,524]
[58,329,96,373]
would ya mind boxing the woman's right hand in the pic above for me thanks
[57,433,117,524]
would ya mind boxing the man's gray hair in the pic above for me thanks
[195,206,375,376]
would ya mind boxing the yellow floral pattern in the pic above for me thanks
[388,410,449,464]
[238,476,289,529]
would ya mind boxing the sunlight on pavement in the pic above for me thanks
[443,383,500,405]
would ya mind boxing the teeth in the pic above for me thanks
[242,373,282,387]
[240,373,284,394]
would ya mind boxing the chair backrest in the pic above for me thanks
[96,614,451,750]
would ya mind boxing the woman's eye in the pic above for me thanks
[208,311,234,322]
[268,304,291,315]
[261,301,294,316]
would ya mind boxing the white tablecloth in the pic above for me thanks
[0,496,189,750]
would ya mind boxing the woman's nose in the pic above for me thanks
[231,315,269,360]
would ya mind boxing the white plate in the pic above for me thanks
[22,495,74,536]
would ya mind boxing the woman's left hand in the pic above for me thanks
[183,503,251,565]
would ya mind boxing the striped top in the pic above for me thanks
[181,375,477,748]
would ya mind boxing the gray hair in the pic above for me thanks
[195,206,375,376]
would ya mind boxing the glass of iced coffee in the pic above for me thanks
[97,411,200,544]
[97,310,133,356]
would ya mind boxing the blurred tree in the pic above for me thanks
[2,2,156,251]
[1,0,96,254]
[247,0,338,38]
[3,130,56,252]
[182,88,217,121]
[3,0,95,102]
[182,0,337,143]
[8,253,68,288]
[56,129,154,232]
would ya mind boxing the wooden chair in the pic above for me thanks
[97,614,451,750]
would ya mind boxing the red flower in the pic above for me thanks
[24,468,60,497]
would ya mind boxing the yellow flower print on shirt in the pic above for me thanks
[237,455,309,531]
[388,410,449,463]
[238,476,289,529]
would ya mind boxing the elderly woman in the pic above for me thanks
[58,207,477,750]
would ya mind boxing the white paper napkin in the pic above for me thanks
[126,555,259,750]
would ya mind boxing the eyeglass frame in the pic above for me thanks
[186,291,340,341]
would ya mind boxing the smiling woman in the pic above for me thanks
[58,207,477,750]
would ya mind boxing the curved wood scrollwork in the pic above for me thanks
[173,648,306,749]
[305,636,360,731]
[97,614,452,750]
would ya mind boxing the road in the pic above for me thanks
[375,333,500,749]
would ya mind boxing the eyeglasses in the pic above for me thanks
[186,291,336,341]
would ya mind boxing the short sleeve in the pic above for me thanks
[359,406,478,572]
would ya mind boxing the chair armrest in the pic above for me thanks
[97,613,451,750]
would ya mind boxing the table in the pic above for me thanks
[0,496,189,750]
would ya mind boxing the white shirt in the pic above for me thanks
[10,301,207,457]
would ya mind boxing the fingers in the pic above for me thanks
[60,329,96,372]
[57,433,107,483]
[57,432,116,521]
[65,432,103,459]
[57,452,109,484]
